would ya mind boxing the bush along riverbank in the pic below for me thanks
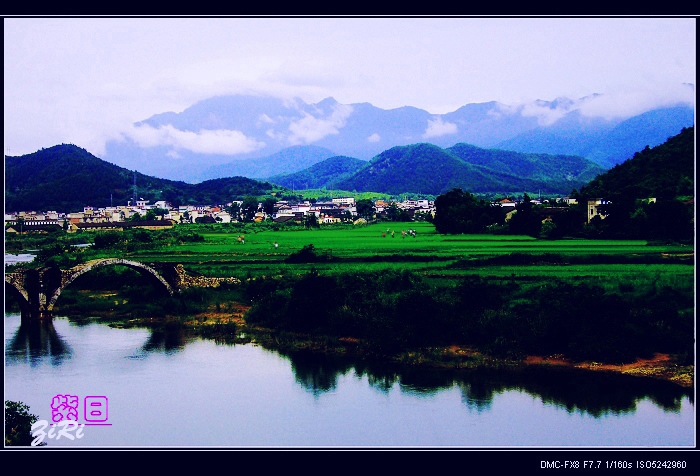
[241,269,694,386]
[36,268,693,387]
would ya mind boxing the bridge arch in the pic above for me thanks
[4,280,31,317]
[45,258,175,312]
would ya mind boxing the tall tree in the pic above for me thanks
[241,196,260,221]
[356,199,376,220]
[508,193,542,237]
[262,197,278,216]
[433,188,502,234]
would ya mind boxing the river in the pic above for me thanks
[3,313,695,448]
[4,253,36,266]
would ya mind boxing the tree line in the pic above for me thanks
[244,269,693,364]
[431,187,693,241]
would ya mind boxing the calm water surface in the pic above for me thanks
[4,313,695,447]
[5,253,36,266]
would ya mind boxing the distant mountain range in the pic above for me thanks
[202,145,337,180]
[5,126,693,212]
[495,105,695,169]
[102,93,694,182]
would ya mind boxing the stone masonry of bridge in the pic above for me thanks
[172,264,241,289]
[5,259,242,321]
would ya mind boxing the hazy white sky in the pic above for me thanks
[3,17,696,157]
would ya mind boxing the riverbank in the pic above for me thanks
[105,303,694,388]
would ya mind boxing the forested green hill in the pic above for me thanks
[5,144,278,212]
[335,142,604,195]
[579,126,694,201]
[576,126,694,240]
[266,156,367,189]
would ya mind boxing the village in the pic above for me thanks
[3,195,597,235]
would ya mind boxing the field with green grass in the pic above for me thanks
[122,222,693,294]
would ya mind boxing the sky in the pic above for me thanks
[3,17,696,158]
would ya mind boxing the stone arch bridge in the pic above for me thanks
[5,258,240,321]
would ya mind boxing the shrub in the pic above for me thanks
[285,244,328,263]
[5,400,45,446]
[93,231,124,250]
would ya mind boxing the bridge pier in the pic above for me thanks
[18,267,60,322]
[21,307,54,322]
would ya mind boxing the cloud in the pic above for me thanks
[258,113,275,125]
[126,124,266,155]
[288,103,354,145]
[266,128,285,141]
[519,98,576,126]
[422,117,458,139]
[577,84,695,119]
[367,133,381,143]
[489,102,520,118]
[516,84,695,124]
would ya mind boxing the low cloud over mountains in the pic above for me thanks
[103,93,694,183]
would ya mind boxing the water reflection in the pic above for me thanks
[141,322,193,354]
[5,319,72,366]
[282,350,693,418]
[287,351,354,396]
[61,316,193,355]
[354,361,400,394]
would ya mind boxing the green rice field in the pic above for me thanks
[125,222,694,293]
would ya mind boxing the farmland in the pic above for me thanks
[125,221,693,294]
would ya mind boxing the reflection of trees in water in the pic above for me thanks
[6,319,72,366]
[283,351,692,417]
[395,367,455,397]
[141,322,191,354]
[456,378,498,412]
[285,351,354,396]
[455,367,692,417]
[65,315,97,327]
[353,361,399,394]
[513,367,690,416]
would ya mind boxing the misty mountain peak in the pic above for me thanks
[102,93,694,181]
